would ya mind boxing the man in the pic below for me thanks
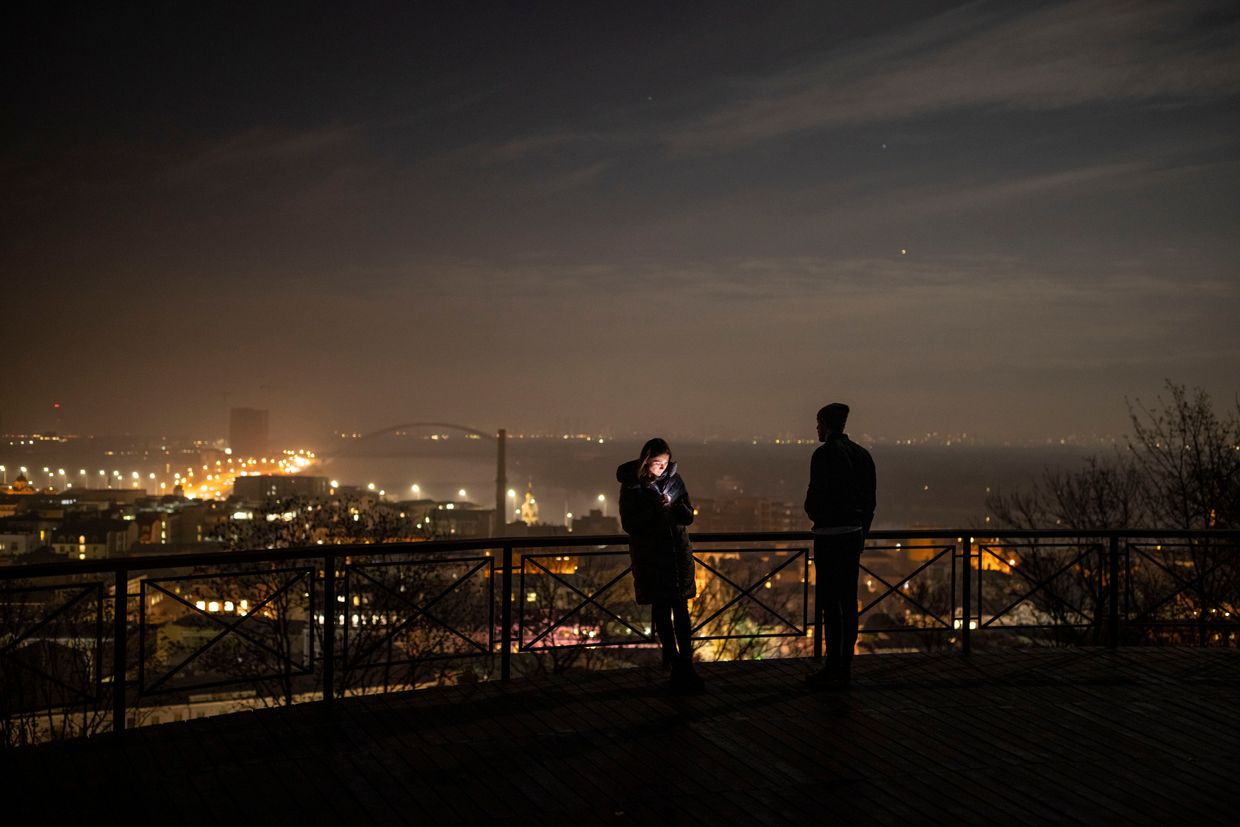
[804,402,876,690]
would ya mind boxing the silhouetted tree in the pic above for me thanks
[1,579,118,746]
[987,382,1240,646]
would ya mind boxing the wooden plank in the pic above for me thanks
[10,648,1240,823]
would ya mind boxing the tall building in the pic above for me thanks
[519,482,540,526]
[571,508,619,535]
[229,408,269,457]
[233,475,329,502]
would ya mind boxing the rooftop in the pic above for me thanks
[6,647,1239,824]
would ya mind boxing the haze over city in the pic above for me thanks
[5,1,1239,442]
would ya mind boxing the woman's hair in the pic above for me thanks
[638,437,672,481]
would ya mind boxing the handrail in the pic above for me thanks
[3,528,1239,580]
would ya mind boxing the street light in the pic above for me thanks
[597,493,606,516]
[0,465,5,484]
[411,484,420,497]
[458,488,467,500]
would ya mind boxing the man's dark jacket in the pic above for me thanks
[617,459,696,604]
[804,433,877,532]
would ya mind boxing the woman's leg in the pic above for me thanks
[671,599,693,660]
[651,600,677,663]
[669,598,704,691]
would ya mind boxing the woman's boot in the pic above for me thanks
[671,657,705,694]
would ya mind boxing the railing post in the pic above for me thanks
[812,542,823,660]
[1108,533,1120,648]
[960,536,972,655]
[113,567,127,735]
[501,543,513,683]
[323,554,335,703]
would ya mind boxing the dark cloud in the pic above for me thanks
[657,1,1240,152]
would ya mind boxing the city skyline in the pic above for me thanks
[5,1,1239,441]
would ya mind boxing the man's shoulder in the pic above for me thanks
[841,435,873,458]
[810,442,835,465]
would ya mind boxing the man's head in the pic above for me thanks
[816,403,850,441]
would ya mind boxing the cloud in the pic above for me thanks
[662,0,1240,153]
[162,125,363,183]
[472,131,615,165]
[830,153,1226,227]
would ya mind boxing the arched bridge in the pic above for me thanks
[321,422,507,534]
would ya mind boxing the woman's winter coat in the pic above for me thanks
[616,459,696,604]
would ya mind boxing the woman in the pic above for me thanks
[616,437,704,692]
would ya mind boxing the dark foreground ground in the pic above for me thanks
[4,648,1239,825]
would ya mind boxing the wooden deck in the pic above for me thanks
[5,648,1240,825]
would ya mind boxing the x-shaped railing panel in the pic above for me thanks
[343,557,493,668]
[858,544,954,629]
[1126,542,1239,624]
[977,543,1099,629]
[0,583,103,707]
[519,552,647,650]
[691,549,809,639]
[139,568,312,695]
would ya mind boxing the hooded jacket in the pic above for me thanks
[616,458,696,604]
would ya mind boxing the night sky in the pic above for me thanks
[6,1,1239,442]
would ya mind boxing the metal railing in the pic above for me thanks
[2,528,1237,744]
